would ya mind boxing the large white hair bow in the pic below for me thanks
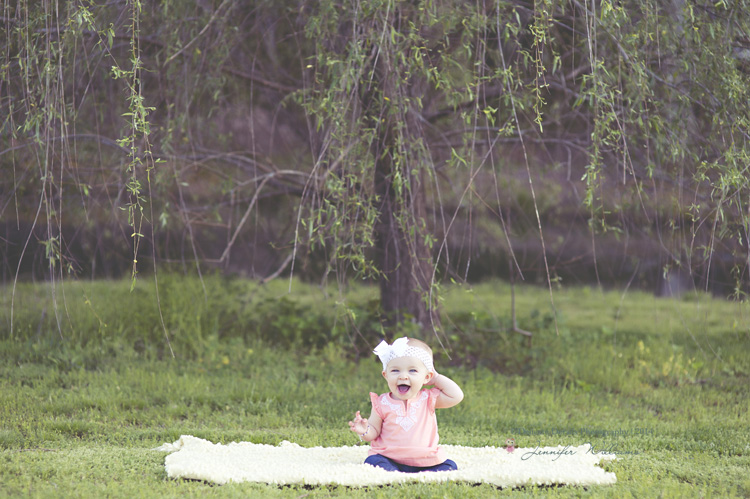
[373,337,434,373]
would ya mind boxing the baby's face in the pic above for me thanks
[382,355,434,401]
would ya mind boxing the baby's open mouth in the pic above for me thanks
[398,384,410,394]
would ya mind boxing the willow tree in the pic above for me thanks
[3,0,750,342]
[300,2,472,332]
[299,0,750,334]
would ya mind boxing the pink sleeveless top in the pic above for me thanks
[368,387,446,467]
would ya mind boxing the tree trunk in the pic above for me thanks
[367,47,440,334]
[373,144,438,332]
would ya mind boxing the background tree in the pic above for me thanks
[2,0,750,342]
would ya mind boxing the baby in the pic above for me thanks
[348,337,464,472]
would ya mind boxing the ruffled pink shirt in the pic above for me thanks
[368,387,446,467]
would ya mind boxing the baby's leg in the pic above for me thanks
[364,454,400,472]
[422,459,458,472]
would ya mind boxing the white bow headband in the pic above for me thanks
[373,337,435,373]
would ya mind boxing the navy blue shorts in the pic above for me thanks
[364,454,458,473]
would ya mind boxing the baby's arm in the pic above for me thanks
[432,372,464,408]
[348,409,383,442]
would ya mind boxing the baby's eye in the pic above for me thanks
[410,369,418,373]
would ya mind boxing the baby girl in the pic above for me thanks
[348,337,464,472]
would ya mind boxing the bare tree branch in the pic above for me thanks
[260,252,294,284]
[222,66,299,94]
[163,0,232,66]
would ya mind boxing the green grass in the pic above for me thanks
[1,276,749,497]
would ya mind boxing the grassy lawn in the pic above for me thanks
[1,276,749,497]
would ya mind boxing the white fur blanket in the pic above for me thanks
[157,435,617,488]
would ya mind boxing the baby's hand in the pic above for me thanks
[348,410,368,435]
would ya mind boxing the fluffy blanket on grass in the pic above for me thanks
[157,435,617,488]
